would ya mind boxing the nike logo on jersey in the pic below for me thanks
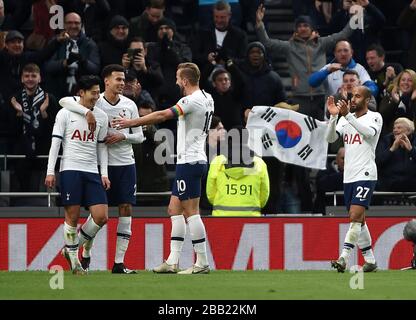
[71,120,77,122]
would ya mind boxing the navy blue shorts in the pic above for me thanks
[59,170,107,207]
[106,164,136,206]
[172,162,207,200]
[344,180,377,211]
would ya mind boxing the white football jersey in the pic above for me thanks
[173,90,214,164]
[96,94,144,165]
[52,107,108,174]
[336,110,383,183]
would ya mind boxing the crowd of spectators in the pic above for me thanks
[0,0,415,212]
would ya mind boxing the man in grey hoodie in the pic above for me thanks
[255,4,354,121]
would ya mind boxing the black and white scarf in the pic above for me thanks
[21,86,45,157]
[66,39,79,94]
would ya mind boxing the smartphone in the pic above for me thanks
[127,48,142,58]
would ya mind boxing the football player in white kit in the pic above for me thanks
[59,64,145,274]
[326,86,383,273]
[113,62,214,274]
[45,75,110,274]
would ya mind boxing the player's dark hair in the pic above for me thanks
[77,75,101,91]
[101,64,125,79]
[359,85,371,100]
[366,44,385,57]
[178,62,200,85]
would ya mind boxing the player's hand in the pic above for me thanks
[326,96,339,116]
[45,174,56,188]
[105,132,125,145]
[112,117,134,129]
[337,99,350,116]
[101,176,111,190]
[339,85,348,100]
[327,63,342,73]
[400,134,412,151]
[10,97,23,116]
[255,3,265,28]
[86,110,96,134]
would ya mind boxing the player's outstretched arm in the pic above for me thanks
[112,109,175,129]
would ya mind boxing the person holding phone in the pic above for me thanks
[121,37,164,99]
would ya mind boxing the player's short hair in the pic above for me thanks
[177,62,200,85]
[212,68,231,82]
[366,44,385,57]
[214,0,231,12]
[101,64,125,79]
[342,69,359,79]
[22,63,40,74]
[395,117,415,133]
[147,0,165,9]
[78,75,101,91]
[357,85,371,100]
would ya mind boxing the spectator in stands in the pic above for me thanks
[256,4,353,121]
[121,37,164,102]
[365,44,403,103]
[98,15,130,69]
[197,0,242,31]
[203,64,245,131]
[206,128,269,217]
[59,0,111,43]
[397,0,416,71]
[0,30,67,153]
[200,115,226,213]
[146,18,192,114]
[133,102,169,192]
[236,41,287,215]
[192,1,248,72]
[309,39,378,99]
[122,69,155,108]
[8,63,59,206]
[239,41,286,121]
[25,0,57,51]
[129,0,171,43]
[313,147,345,214]
[333,69,377,111]
[44,12,100,100]
[329,0,386,65]
[376,117,416,192]
[378,69,416,135]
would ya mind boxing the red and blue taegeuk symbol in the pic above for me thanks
[275,120,302,148]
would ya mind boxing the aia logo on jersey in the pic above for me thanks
[71,129,94,142]
[344,133,362,144]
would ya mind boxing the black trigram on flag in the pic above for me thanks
[304,116,317,132]
[298,144,313,160]
[260,107,277,122]
[262,133,273,150]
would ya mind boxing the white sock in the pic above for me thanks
[63,222,80,269]
[115,216,132,264]
[78,214,101,256]
[187,214,209,268]
[166,215,186,265]
[340,222,361,262]
[358,223,376,264]
[80,215,99,258]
